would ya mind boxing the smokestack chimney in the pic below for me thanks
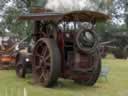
[30,0,48,13]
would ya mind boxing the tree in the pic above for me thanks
[0,0,48,42]
[0,0,9,10]
[2,6,32,38]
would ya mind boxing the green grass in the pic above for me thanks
[0,55,128,96]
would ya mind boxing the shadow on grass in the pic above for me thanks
[26,78,103,91]
[20,72,108,91]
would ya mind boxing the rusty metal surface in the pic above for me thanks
[18,12,63,21]
[18,10,110,22]
[63,10,110,22]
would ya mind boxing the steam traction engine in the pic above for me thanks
[19,10,110,87]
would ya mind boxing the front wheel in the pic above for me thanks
[16,64,26,78]
[32,38,61,87]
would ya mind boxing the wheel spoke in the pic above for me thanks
[39,70,49,81]
[43,47,48,57]
[35,50,41,57]
[36,59,45,70]
[40,45,45,55]
[40,57,44,63]
[39,71,45,81]
[45,55,50,61]
[35,64,42,70]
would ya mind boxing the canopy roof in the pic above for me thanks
[18,10,110,22]
[63,11,110,22]
[18,12,62,21]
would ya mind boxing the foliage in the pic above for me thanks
[96,0,128,42]
[0,0,48,42]
[0,0,9,10]
[1,7,32,39]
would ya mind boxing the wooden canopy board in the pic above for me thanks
[18,10,110,22]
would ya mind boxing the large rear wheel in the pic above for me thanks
[32,38,61,87]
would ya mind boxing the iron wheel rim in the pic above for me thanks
[33,40,52,85]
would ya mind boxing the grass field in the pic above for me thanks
[0,55,128,96]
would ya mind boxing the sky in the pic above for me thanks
[45,0,109,14]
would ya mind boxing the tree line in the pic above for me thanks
[0,0,127,42]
